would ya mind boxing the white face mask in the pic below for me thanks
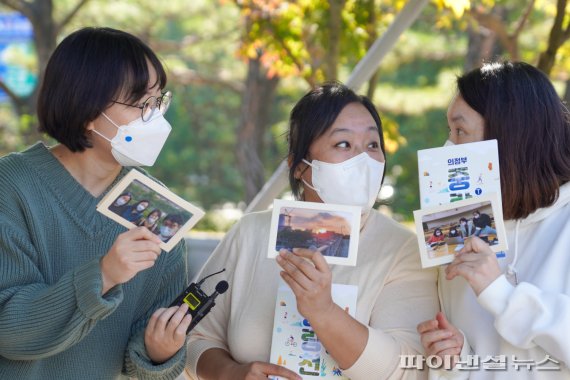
[136,204,147,212]
[115,197,128,206]
[443,139,455,147]
[302,152,385,213]
[160,225,174,237]
[93,110,172,167]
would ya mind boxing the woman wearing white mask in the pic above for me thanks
[186,82,439,380]
[0,28,191,379]
[137,208,163,233]
[122,199,151,222]
[417,61,570,379]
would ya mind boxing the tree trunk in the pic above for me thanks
[236,54,279,204]
[537,0,569,75]
[324,0,345,81]
[464,7,507,72]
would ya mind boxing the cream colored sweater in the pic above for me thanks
[186,209,439,380]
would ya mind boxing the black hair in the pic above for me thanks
[147,209,162,218]
[287,81,386,199]
[37,27,167,152]
[459,217,468,223]
[164,214,184,226]
[457,61,570,219]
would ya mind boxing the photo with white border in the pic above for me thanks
[267,199,361,266]
[413,192,507,268]
[97,169,205,252]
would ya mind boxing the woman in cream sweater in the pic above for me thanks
[186,83,438,380]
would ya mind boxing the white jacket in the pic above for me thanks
[432,182,570,379]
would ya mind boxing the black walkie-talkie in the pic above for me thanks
[169,268,229,333]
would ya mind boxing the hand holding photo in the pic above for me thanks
[413,192,507,268]
[97,169,205,252]
[267,199,360,266]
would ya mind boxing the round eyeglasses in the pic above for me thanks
[112,91,172,122]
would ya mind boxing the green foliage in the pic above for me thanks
[2,0,570,229]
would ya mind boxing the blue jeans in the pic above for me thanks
[475,226,497,236]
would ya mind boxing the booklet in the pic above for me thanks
[417,140,501,208]
[415,140,507,265]
[269,283,357,380]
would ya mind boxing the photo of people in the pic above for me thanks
[413,193,507,268]
[268,199,361,266]
[97,169,205,251]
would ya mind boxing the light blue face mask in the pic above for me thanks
[443,139,455,147]
[160,226,174,237]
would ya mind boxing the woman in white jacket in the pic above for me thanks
[417,61,570,379]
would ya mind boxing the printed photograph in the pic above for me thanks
[413,192,507,268]
[268,199,361,266]
[97,169,205,252]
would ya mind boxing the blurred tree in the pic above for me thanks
[234,0,407,203]
[0,0,90,144]
[537,0,570,75]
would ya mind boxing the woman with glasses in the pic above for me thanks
[0,27,190,379]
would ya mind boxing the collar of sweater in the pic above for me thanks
[20,142,130,235]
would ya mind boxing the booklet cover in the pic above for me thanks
[417,140,501,208]
[269,283,358,380]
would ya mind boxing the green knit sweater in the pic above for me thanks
[0,143,187,379]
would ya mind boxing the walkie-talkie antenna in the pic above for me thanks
[196,268,226,286]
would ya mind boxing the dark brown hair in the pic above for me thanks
[458,61,570,219]
[287,82,386,199]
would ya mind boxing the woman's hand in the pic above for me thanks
[233,361,302,380]
[276,247,333,321]
[145,304,192,364]
[100,227,163,294]
[417,312,464,362]
[445,236,501,295]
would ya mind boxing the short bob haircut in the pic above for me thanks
[37,27,167,152]
[458,61,570,220]
[287,82,386,200]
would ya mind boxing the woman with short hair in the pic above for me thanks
[0,27,191,379]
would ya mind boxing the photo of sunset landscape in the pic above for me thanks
[275,206,353,258]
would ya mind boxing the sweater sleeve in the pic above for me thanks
[185,222,241,378]
[123,239,189,380]
[0,223,123,360]
[477,274,570,364]
[343,236,440,380]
